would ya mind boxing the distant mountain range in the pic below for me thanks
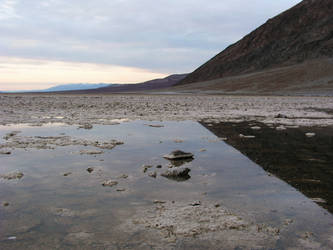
[42,83,112,92]
[60,74,188,94]
[0,83,113,93]
[176,0,333,95]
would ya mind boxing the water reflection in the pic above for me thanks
[0,121,332,249]
[200,120,333,213]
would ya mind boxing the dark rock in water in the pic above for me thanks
[102,180,118,187]
[161,167,191,181]
[3,202,9,207]
[63,172,72,176]
[156,165,162,168]
[190,201,201,206]
[87,167,94,173]
[275,114,288,119]
[0,172,24,180]
[148,172,157,178]
[78,123,93,129]
[3,131,21,140]
[0,151,11,155]
[163,150,194,160]
[142,164,153,173]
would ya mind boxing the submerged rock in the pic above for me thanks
[102,180,118,187]
[275,114,288,119]
[86,167,94,173]
[0,150,11,155]
[63,172,72,176]
[173,139,184,143]
[0,171,24,180]
[78,123,93,129]
[148,172,157,178]
[3,131,21,140]
[161,167,191,181]
[163,150,194,160]
[118,174,128,179]
[79,150,104,155]
[146,124,164,128]
[142,164,153,173]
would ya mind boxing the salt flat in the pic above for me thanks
[1,94,333,127]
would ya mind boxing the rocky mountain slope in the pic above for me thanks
[177,0,333,89]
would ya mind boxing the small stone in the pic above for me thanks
[0,172,24,180]
[0,151,11,155]
[214,203,220,208]
[78,123,93,129]
[190,201,201,206]
[7,236,16,240]
[305,132,316,138]
[79,150,103,155]
[142,164,153,173]
[239,134,255,139]
[118,174,128,179]
[3,202,9,207]
[199,148,206,152]
[251,126,261,130]
[173,139,184,143]
[311,197,326,203]
[116,188,126,192]
[87,167,94,173]
[147,124,164,128]
[148,172,157,178]
[63,172,72,176]
[276,126,286,131]
[156,165,162,169]
[153,200,166,204]
[275,114,288,118]
[102,180,118,187]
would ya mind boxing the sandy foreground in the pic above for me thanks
[1,94,333,127]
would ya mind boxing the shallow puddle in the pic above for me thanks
[0,121,333,249]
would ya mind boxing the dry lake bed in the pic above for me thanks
[1,94,333,249]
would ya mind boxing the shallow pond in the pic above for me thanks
[0,121,333,249]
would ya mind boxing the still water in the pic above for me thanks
[0,121,332,249]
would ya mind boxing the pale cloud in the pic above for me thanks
[0,57,167,91]
[0,0,20,20]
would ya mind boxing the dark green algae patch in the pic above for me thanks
[200,120,333,213]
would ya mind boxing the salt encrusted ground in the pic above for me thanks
[1,94,333,127]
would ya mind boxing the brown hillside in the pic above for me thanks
[178,0,333,86]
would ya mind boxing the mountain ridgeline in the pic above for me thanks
[177,0,333,87]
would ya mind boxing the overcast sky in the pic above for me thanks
[0,0,301,90]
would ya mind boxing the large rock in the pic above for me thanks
[163,150,194,160]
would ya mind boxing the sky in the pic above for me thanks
[0,0,302,91]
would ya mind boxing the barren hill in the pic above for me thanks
[44,74,187,94]
[177,0,333,93]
